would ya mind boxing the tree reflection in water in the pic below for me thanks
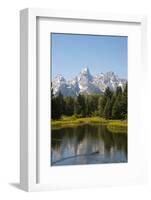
[51,124,127,166]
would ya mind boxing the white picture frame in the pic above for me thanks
[20,8,147,192]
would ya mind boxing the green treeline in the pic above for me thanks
[52,84,127,120]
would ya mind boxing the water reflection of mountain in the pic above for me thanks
[51,124,127,166]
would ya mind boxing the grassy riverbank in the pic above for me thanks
[107,121,127,133]
[52,116,127,133]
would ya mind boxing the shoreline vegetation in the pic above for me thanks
[52,116,127,133]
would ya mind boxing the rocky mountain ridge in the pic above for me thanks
[52,67,127,96]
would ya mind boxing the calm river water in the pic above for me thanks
[51,124,127,166]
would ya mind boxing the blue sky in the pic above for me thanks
[51,33,127,79]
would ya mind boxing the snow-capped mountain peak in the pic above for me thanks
[81,67,90,74]
[52,67,127,96]
[53,74,66,83]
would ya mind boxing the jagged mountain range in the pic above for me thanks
[52,67,127,96]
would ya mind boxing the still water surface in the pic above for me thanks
[51,124,127,166]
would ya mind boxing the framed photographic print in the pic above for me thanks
[20,8,147,191]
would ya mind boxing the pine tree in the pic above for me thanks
[77,94,86,117]
[103,99,112,119]
[98,87,113,118]
[51,88,56,119]
[58,91,64,116]
[104,87,113,99]
[51,91,64,120]
[74,95,81,115]
[116,86,122,96]
[120,83,128,119]
[98,96,105,117]
[64,96,75,116]
[112,88,122,119]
